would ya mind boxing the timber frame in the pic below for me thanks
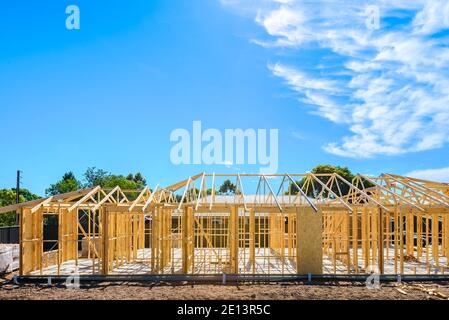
[1,173,448,277]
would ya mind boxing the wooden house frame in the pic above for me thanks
[0,173,448,278]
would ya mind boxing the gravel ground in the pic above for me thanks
[1,274,449,300]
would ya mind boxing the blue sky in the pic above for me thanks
[0,0,448,195]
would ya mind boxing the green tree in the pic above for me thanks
[46,172,82,196]
[218,179,236,195]
[133,172,147,186]
[101,175,144,189]
[83,168,147,190]
[101,173,147,201]
[288,165,372,198]
[0,188,40,226]
[84,167,110,187]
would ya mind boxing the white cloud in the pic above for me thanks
[269,63,339,93]
[413,0,449,35]
[303,91,348,124]
[291,130,305,140]
[255,6,309,47]
[217,160,233,168]
[406,167,449,183]
[268,63,350,123]
[222,0,449,158]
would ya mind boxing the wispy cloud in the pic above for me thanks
[268,63,350,124]
[406,167,449,183]
[217,160,233,168]
[222,0,449,158]
[291,130,306,140]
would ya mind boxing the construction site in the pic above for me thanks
[0,172,448,282]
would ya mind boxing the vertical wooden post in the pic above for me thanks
[249,208,255,273]
[407,210,414,256]
[162,209,165,270]
[399,207,404,274]
[361,208,366,269]
[182,207,194,273]
[364,207,370,269]
[167,209,172,267]
[371,208,377,268]
[189,207,194,272]
[443,210,449,266]
[352,209,358,273]
[432,213,439,268]
[92,210,96,273]
[151,208,157,272]
[139,213,145,249]
[133,213,138,259]
[57,208,62,276]
[229,206,239,274]
[157,209,162,272]
[385,211,388,261]
[426,214,429,269]
[417,212,422,258]
[378,208,384,274]
[394,206,398,274]
[102,207,109,275]
[345,212,350,272]
[39,208,44,274]
[181,208,187,273]
[441,214,444,261]
[72,209,78,262]
[19,208,23,276]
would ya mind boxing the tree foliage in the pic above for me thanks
[44,168,148,198]
[0,168,148,226]
[0,188,40,226]
[83,167,146,190]
[84,167,110,187]
[288,165,372,198]
[218,179,236,195]
[45,172,82,196]
[100,174,145,189]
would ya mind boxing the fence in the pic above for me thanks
[0,225,59,250]
[0,226,19,244]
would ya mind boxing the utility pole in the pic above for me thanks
[15,170,21,225]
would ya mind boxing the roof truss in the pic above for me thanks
[1,173,448,215]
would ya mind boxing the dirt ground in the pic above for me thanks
[1,273,449,300]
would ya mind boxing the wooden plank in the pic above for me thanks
[378,208,384,274]
[19,208,24,276]
[249,208,255,272]
[182,208,189,273]
[352,209,358,273]
[400,207,404,274]
[229,206,239,273]
[394,206,398,274]
[296,207,323,274]
[432,213,439,268]
[102,208,109,275]
[417,212,423,258]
